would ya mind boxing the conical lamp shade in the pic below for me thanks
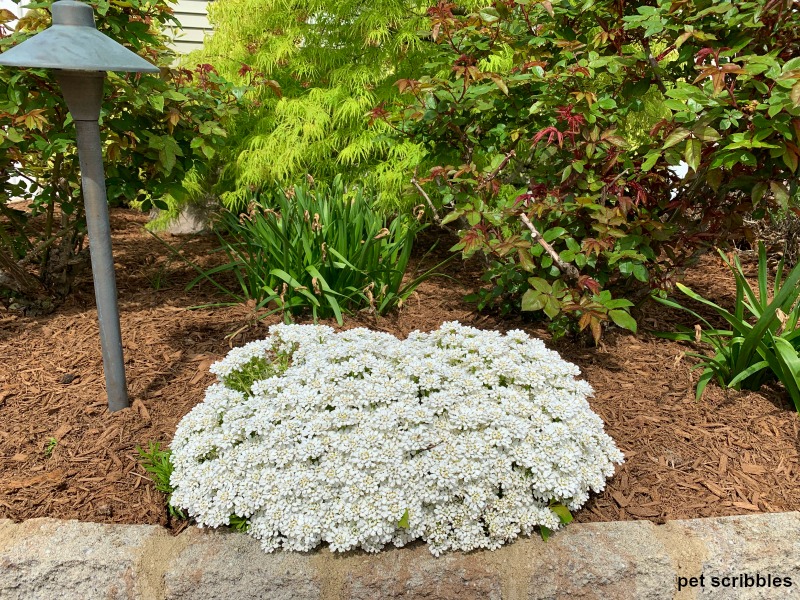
[0,0,159,73]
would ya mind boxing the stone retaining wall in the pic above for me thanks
[1,513,799,599]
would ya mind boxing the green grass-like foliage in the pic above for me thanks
[190,177,437,324]
[655,243,800,411]
[136,442,186,520]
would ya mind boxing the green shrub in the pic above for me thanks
[190,177,438,323]
[0,0,238,311]
[380,0,800,342]
[656,243,800,411]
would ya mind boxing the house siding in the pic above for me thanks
[171,0,213,54]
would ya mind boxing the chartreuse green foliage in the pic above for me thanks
[136,442,185,520]
[197,0,464,211]
[381,0,800,342]
[0,0,238,310]
[189,178,431,324]
[656,243,800,411]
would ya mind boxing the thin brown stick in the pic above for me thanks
[519,212,580,281]
[642,38,667,94]
[129,471,154,483]
[411,173,447,229]
[478,150,516,191]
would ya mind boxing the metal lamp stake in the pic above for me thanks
[0,1,160,412]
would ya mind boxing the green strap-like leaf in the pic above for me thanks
[735,260,800,374]
[773,338,800,411]
[758,242,768,309]
[696,368,715,401]
[652,293,718,332]
[674,283,751,336]
[727,360,770,388]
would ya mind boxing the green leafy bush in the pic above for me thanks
[656,243,800,410]
[190,178,435,323]
[0,0,238,311]
[379,0,800,341]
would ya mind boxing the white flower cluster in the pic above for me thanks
[170,322,623,555]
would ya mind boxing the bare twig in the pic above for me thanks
[519,212,580,281]
[479,150,517,191]
[642,39,667,94]
[129,471,154,483]
[411,172,448,230]
[600,168,630,203]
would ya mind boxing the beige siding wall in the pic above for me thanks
[171,0,213,54]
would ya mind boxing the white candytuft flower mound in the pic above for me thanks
[170,322,623,555]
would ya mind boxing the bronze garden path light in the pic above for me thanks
[0,0,160,412]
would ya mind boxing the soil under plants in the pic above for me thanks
[1,209,799,531]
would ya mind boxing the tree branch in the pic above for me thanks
[519,212,580,281]
[641,38,667,94]
[478,150,516,191]
[411,173,448,230]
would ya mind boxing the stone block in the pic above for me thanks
[677,513,800,599]
[339,543,503,600]
[0,518,165,600]
[164,528,321,600]
[498,521,676,600]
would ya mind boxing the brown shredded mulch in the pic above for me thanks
[1,209,799,530]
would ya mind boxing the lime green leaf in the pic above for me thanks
[398,508,410,529]
[149,95,165,113]
[479,7,500,22]
[632,263,649,282]
[609,309,637,332]
[641,151,660,171]
[663,128,691,149]
[521,289,546,311]
[693,125,720,142]
[684,138,702,172]
[544,296,561,319]
[543,227,567,242]
[441,210,464,225]
[528,277,552,293]
[5,127,24,143]
[550,503,574,524]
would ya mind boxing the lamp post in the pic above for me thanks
[0,0,159,412]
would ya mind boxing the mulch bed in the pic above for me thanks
[1,209,798,530]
